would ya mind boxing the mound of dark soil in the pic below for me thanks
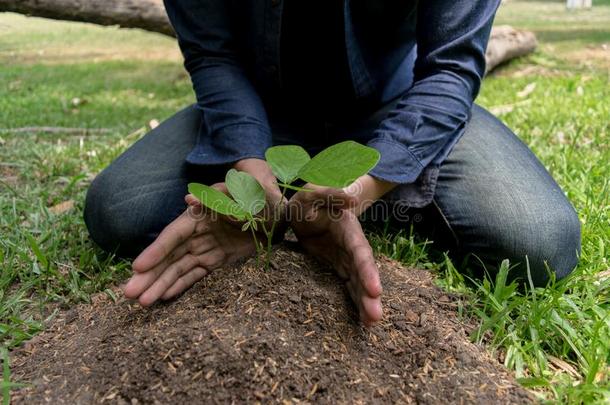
[12,247,532,404]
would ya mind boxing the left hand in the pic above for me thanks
[287,175,395,326]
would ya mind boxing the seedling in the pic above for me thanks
[188,140,380,269]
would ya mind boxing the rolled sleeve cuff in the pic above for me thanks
[367,137,424,184]
[186,123,272,166]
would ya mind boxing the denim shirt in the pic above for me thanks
[164,0,501,205]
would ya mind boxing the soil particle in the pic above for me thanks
[12,247,532,404]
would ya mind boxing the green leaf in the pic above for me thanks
[516,377,550,388]
[225,169,266,216]
[188,183,247,220]
[25,232,48,269]
[265,145,311,184]
[297,141,380,188]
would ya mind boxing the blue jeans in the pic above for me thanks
[84,104,581,286]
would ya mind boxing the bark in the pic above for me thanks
[1,0,537,73]
[0,0,173,36]
[485,25,538,73]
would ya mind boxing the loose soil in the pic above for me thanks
[12,246,532,404]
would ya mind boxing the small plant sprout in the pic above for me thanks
[188,140,380,269]
[187,169,269,265]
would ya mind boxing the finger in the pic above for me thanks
[124,233,217,300]
[361,294,383,326]
[352,243,382,298]
[135,232,216,277]
[123,265,165,300]
[189,233,218,255]
[133,236,189,275]
[142,245,224,304]
[132,212,198,273]
[197,248,228,271]
[138,253,199,306]
[343,222,382,298]
[161,267,208,301]
[185,194,204,217]
[346,279,383,326]
[185,193,201,207]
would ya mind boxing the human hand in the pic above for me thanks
[288,184,383,326]
[123,187,261,305]
[123,159,285,306]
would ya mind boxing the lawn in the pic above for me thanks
[1,0,609,402]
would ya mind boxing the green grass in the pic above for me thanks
[0,9,194,381]
[1,1,609,403]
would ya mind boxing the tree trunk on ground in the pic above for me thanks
[0,0,537,73]
[0,0,173,36]
[485,25,538,73]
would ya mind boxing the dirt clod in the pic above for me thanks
[12,247,532,404]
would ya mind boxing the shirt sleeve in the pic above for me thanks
[164,0,272,165]
[367,0,501,184]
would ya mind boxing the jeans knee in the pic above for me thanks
[84,172,147,257]
[507,201,581,286]
[552,205,581,279]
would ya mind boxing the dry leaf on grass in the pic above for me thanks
[517,82,536,98]
[548,355,581,379]
[597,269,610,280]
[48,200,75,215]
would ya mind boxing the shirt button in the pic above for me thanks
[271,0,281,6]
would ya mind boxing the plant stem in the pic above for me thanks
[248,223,263,267]
[261,221,271,271]
[262,186,289,270]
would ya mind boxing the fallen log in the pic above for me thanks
[0,0,173,36]
[0,0,537,73]
[486,25,538,73]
